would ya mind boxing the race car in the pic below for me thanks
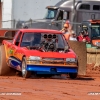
[0,29,78,79]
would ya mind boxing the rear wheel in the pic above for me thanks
[22,57,31,78]
[0,45,14,75]
[69,73,77,79]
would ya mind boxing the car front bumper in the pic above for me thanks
[26,65,78,74]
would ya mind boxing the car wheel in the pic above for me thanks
[0,45,14,75]
[22,57,31,78]
[69,73,77,79]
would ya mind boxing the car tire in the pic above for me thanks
[22,57,31,78]
[0,45,14,75]
[69,73,77,79]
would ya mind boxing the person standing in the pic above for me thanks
[61,20,73,41]
[60,23,69,34]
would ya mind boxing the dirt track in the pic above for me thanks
[0,64,100,100]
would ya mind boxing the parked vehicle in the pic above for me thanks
[80,20,100,46]
[21,0,100,32]
[81,19,100,66]
[0,29,87,79]
[68,19,100,68]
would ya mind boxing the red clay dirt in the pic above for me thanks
[0,64,100,100]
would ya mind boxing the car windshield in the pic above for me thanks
[44,9,57,19]
[91,24,100,38]
[20,32,67,49]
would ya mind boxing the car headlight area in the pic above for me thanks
[29,56,41,61]
[27,56,41,64]
[66,58,77,64]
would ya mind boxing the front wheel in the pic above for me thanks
[21,57,31,78]
[69,73,77,79]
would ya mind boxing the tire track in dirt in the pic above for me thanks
[0,75,100,87]
[59,80,100,87]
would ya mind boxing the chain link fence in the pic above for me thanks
[0,19,81,35]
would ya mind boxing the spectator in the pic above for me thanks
[60,23,69,34]
[77,31,86,42]
[65,20,72,33]
[61,20,73,41]
[60,20,71,34]
[83,29,91,43]
[77,31,90,43]
[69,31,77,41]
[83,29,89,36]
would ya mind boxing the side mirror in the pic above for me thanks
[63,11,68,20]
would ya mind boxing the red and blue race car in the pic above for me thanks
[0,29,78,79]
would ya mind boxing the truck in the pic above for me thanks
[18,0,100,68]
[21,0,100,33]
[0,28,86,78]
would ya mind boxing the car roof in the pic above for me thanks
[19,29,62,34]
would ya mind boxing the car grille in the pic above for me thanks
[42,58,65,65]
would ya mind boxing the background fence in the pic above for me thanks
[0,19,81,36]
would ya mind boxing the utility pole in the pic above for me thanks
[71,0,76,31]
[73,0,75,10]
[72,0,75,22]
